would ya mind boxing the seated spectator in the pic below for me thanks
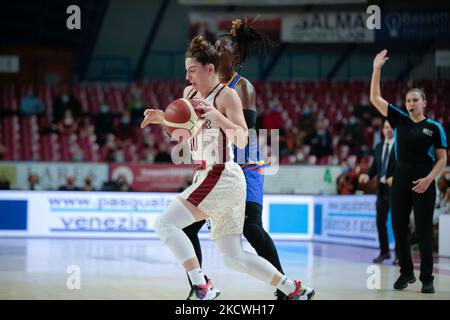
[127,86,146,126]
[81,176,95,191]
[141,144,156,163]
[436,174,450,217]
[70,145,85,162]
[59,176,80,191]
[262,97,283,130]
[297,103,317,136]
[304,119,333,159]
[336,173,356,195]
[94,101,116,146]
[154,144,172,163]
[58,110,78,135]
[0,175,11,190]
[115,110,135,144]
[53,85,82,123]
[20,88,44,116]
[28,174,43,190]
[115,175,132,192]
[112,148,126,163]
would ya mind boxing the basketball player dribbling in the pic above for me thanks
[140,36,315,300]
[182,17,289,300]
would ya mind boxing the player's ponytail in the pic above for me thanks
[226,16,277,65]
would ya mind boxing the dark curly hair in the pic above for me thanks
[220,16,277,66]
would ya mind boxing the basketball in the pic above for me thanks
[163,98,205,140]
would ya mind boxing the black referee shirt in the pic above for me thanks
[387,103,448,165]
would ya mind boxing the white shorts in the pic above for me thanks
[179,161,246,240]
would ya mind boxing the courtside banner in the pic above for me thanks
[376,11,450,41]
[0,191,391,246]
[109,163,195,192]
[264,166,343,195]
[0,191,177,238]
[189,12,281,43]
[262,195,314,241]
[282,12,375,43]
[0,162,108,190]
[313,195,395,249]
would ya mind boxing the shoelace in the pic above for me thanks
[288,280,302,299]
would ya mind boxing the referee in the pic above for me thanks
[370,49,447,294]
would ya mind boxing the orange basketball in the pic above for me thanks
[163,98,205,141]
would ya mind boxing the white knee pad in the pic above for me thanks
[154,198,196,243]
[154,216,172,243]
[153,198,198,263]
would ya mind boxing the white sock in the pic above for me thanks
[188,268,207,286]
[276,276,297,296]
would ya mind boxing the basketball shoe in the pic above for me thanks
[186,276,221,300]
[287,280,315,300]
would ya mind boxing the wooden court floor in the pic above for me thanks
[1,238,449,300]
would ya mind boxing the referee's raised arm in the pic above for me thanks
[370,49,389,117]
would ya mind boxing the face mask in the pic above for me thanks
[62,95,69,103]
[100,105,109,113]
[64,117,73,125]
[115,154,125,163]
[73,154,83,161]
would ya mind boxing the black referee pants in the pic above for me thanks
[391,164,436,283]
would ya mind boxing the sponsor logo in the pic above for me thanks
[422,128,433,137]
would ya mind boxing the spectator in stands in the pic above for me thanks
[20,88,44,116]
[154,143,172,163]
[53,85,82,123]
[262,97,283,131]
[58,110,79,135]
[297,102,317,137]
[354,93,378,126]
[304,119,333,159]
[115,174,132,192]
[127,86,146,126]
[436,173,450,217]
[27,173,43,190]
[115,110,135,144]
[70,145,85,162]
[112,148,126,163]
[346,115,364,156]
[0,175,11,190]
[94,101,116,146]
[59,176,80,191]
[81,176,95,191]
[336,172,355,195]
[141,144,156,163]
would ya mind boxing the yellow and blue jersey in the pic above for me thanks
[228,72,265,206]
